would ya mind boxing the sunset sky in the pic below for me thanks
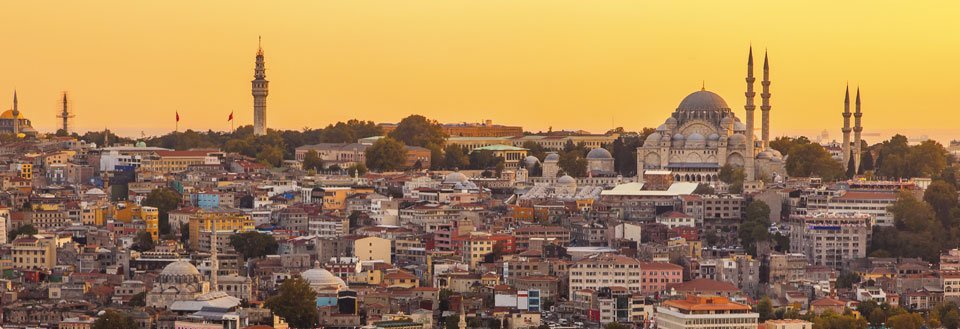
[1,1,958,141]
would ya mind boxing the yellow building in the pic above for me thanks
[111,203,160,241]
[354,236,392,264]
[188,211,255,251]
[15,163,32,180]
[459,234,494,269]
[11,235,56,270]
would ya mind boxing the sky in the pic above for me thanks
[1,1,958,142]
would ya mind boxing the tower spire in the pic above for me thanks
[760,50,771,151]
[252,37,269,136]
[853,87,863,174]
[57,92,75,134]
[841,84,852,172]
[743,46,757,181]
[12,91,20,136]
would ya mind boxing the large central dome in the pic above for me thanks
[677,90,730,111]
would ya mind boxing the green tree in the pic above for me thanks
[886,312,924,329]
[142,188,181,235]
[718,164,746,193]
[347,163,368,177]
[387,115,447,148]
[757,296,774,322]
[785,143,845,180]
[92,310,137,329]
[265,276,319,329]
[129,292,147,307]
[745,200,771,223]
[924,180,958,224]
[302,150,323,171]
[131,231,155,252]
[521,141,549,158]
[365,137,408,172]
[256,145,285,167]
[836,271,861,289]
[229,231,279,260]
[443,144,470,170]
[558,150,588,177]
[468,150,504,170]
[8,224,37,241]
[769,136,811,157]
[693,183,716,195]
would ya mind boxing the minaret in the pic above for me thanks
[743,47,757,181]
[252,37,269,136]
[458,303,467,329]
[12,91,20,136]
[210,218,219,291]
[57,92,74,133]
[841,85,852,170]
[760,51,772,150]
[853,87,863,174]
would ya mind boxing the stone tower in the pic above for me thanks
[853,87,863,174]
[12,91,20,136]
[252,37,269,136]
[743,47,757,181]
[209,218,219,290]
[841,85,852,171]
[57,92,74,134]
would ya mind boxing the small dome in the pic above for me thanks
[443,172,469,184]
[677,90,730,111]
[0,110,24,120]
[136,141,147,147]
[523,156,540,168]
[720,117,733,127]
[733,121,746,132]
[85,188,106,196]
[665,117,678,126]
[758,150,774,159]
[544,153,560,162]
[161,260,201,277]
[707,133,720,141]
[686,133,706,148]
[586,148,613,159]
[557,175,576,185]
[644,132,663,147]
[302,267,347,290]
[672,133,685,141]
[656,124,668,131]
[728,134,747,147]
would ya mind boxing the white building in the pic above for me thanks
[656,295,758,329]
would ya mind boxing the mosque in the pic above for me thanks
[636,48,786,182]
[0,91,38,137]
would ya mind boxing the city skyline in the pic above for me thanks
[1,1,958,141]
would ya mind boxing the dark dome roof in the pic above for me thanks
[677,90,730,111]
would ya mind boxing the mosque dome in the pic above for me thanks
[557,175,576,185]
[665,117,679,127]
[443,172,469,184]
[758,150,774,160]
[586,148,613,159]
[301,267,347,290]
[707,133,720,141]
[686,133,706,148]
[720,117,733,128]
[523,156,541,168]
[136,141,147,147]
[656,124,667,131]
[161,260,201,277]
[677,90,730,111]
[733,121,746,132]
[644,132,663,147]
[85,188,106,196]
[672,133,685,148]
[544,153,560,162]
[0,110,24,119]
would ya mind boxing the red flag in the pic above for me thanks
[176,111,180,122]
[228,112,234,121]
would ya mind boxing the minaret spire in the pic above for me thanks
[57,92,75,134]
[853,87,863,174]
[252,37,269,136]
[458,302,467,329]
[841,84,852,172]
[743,46,757,181]
[12,91,20,136]
[210,218,219,291]
[760,50,771,151]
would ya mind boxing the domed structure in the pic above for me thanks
[542,153,561,178]
[523,156,541,169]
[728,133,747,147]
[644,132,662,147]
[84,188,106,196]
[671,133,685,148]
[586,148,612,159]
[677,90,730,111]
[0,92,38,137]
[557,175,576,185]
[302,267,347,292]
[685,133,706,148]
[544,153,560,162]
[443,172,469,185]
[161,260,202,277]
[147,260,208,309]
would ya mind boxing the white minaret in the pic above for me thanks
[853,87,863,174]
[841,85,852,171]
[12,91,20,136]
[458,303,467,329]
[743,47,757,181]
[760,51,772,150]
[209,219,219,291]
[252,37,269,136]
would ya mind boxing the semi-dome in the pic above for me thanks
[686,133,706,148]
[728,133,747,147]
[672,133,685,147]
[443,172,469,184]
[586,148,613,159]
[544,153,560,162]
[665,117,679,126]
[301,267,347,290]
[758,150,774,159]
[644,132,662,147]
[707,133,720,141]
[733,121,746,132]
[677,90,730,111]
[161,260,201,277]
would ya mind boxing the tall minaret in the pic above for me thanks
[743,47,757,181]
[760,51,772,150]
[853,87,863,174]
[57,92,74,133]
[252,37,269,136]
[458,303,467,329]
[209,218,219,291]
[841,85,852,170]
[12,91,20,136]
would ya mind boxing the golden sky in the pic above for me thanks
[1,1,958,141]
